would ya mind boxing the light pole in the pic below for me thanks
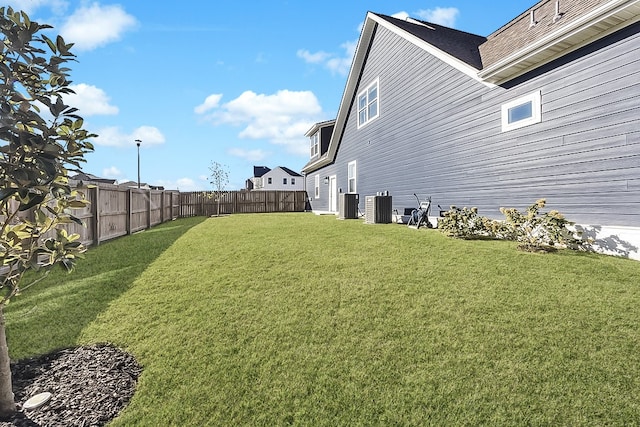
[135,139,141,189]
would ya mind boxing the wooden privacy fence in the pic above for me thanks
[180,190,307,217]
[63,183,180,247]
[54,186,306,246]
[12,185,309,247]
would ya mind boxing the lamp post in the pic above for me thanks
[135,139,141,189]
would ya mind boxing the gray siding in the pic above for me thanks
[307,22,640,227]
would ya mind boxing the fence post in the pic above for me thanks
[160,190,165,223]
[93,185,100,245]
[147,188,152,229]
[127,189,132,235]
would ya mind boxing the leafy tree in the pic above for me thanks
[208,161,229,216]
[0,7,94,418]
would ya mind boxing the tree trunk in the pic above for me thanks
[0,307,15,420]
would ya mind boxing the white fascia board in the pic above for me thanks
[304,13,378,174]
[479,0,640,83]
[304,119,336,137]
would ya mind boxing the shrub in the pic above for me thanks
[438,199,585,253]
[500,199,584,252]
[438,206,507,239]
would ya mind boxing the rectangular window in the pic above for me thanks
[310,133,319,158]
[268,177,272,185]
[314,175,320,198]
[501,91,541,132]
[347,161,357,193]
[283,178,287,185]
[291,178,295,185]
[357,78,379,128]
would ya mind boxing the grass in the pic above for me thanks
[6,213,640,426]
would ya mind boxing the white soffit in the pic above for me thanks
[479,0,640,84]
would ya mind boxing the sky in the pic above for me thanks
[6,0,537,191]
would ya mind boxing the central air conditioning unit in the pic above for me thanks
[338,193,359,219]
[365,194,392,224]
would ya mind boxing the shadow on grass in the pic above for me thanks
[5,217,206,360]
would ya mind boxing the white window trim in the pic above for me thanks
[357,78,380,129]
[310,133,319,158]
[314,174,320,198]
[501,90,541,132]
[347,161,357,194]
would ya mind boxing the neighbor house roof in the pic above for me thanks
[71,172,117,185]
[279,167,302,177]
[253,166,271,177]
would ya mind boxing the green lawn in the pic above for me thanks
[6,213,640,426]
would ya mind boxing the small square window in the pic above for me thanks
[501,91,541,132]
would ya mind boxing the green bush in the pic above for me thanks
[438,199,585,253]
[437,206,508,240]
[500,199,584,252]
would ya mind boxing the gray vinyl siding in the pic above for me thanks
[307,21,640,227]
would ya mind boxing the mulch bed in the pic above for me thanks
[0,343,142,426]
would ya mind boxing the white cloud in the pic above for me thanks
[298,39,357,77]
[197,90,322,156]
[4,0,67,15]
[94,126,165,147]
[392,11,410,20]
[414,7,460,27]
[102,166,122,179]
[296,49,331,64]
[194,94,223,114]
[60,3,137,51]
[227,148,269,162]
[65,83,118,116]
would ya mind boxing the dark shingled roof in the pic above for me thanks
[253,166,270,177]
[374,13,487,69]
[280,166,302,177]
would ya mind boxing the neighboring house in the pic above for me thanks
[246,166,272,190]
[117,180,158,190]
[70,172,117,185]
[253,166,304,191]
[302,0,640,260]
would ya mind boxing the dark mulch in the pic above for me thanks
[0,343,142,427]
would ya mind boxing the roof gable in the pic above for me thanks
[302,2,640,174]
[303,11,491,174]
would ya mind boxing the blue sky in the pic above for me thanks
[8,0,536,191]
